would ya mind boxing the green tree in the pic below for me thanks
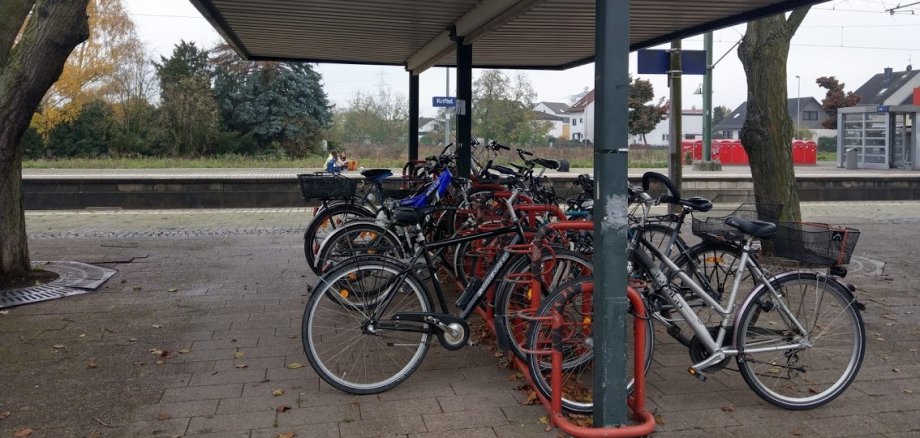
[339,88,407,146]
[472,70,550,146]
[155,42,218,156]
[712,105,731,126]
[45,99,113,157]
[1,0,90,279]
[816,76,860,129]
[738,7,810,222]
[627,76,668,145]
[213,46,333,156]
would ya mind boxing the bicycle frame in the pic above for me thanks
[633,235,813,371]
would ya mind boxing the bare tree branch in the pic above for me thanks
[0,0,36,68]
[785,6,811,34]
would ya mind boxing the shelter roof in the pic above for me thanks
[190,0,826,73]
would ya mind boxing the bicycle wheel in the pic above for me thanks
[734,271,865,410]
[304,204,374,272]
[664,241,754,346]
[314,221,405,275]
[526,278,654,413]
[303,257,432,394]
[493,248,593,360]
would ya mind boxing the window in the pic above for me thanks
[572,119,577,126]
[723,131,733,138]
[580,118,583,123]
[662,134,669,142]
[803,111,819,121]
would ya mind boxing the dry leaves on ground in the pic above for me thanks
[234,351,245,359]
[276,405,291,413]
[286,363,303,369]
[14,428,33,437]
[157,412,171,420]
[277,432,296,438]
[272,388,285,396]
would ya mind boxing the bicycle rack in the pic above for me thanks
[474,220,655,437]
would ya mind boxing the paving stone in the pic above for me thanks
[242,378,317,398]
[188,368,267,386]
[161,384,243,403]
[118,418,191,437]
[408,426,497,438]
[437,392,520,413]
[276,404,360,427]
[423,408,509,431]
[360,398,442,420]
[216,393,301,415]
[130,399,219,421]
[873,410,920,433]
[213,356,284,371]
[654,408,740,432]
[651,392,734,412]
[192,337,259,350]
[808,414,893,437]
[338,415,427,437]
[250,423,340,438]
[187,411,275,435]
[491,421,556,437]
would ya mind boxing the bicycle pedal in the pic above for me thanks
[688,367,707,382]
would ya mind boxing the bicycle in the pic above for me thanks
[527,214,865,411]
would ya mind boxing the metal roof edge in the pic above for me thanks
[189,0,253,60]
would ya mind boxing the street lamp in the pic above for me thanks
[795,75,801,139]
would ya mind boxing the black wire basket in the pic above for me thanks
[691,198,783,240]
[297,174,358,201]
[773,222,860,266]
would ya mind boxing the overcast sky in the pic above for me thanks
[127,0,920,117]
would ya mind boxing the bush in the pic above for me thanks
[818,136,837,153]
[45,100,112,158]
[21,126,44,159]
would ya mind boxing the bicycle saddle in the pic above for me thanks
[679,196,713,212]
[361,168,393,181]
[724,216,776,239]
[533,158,559,170]
[393,206,438,226]
[491,164,518,176]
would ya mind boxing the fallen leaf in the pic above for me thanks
[128,338,137,343]
[235,364,248,369]
[157,412,171,420]
[150,349,168,357]
[167,288,178,293]
[277,433,296,438]
[882,314,897,320]
[0,310,9,315]
[654,414,666,425]
[790,429,803,436]
[52,344,65,350]
[538,415,550,425]
[178,349,190,354]
[286,363,303,369]
[904,389,915,394]
[155,360,165,365]
[134,362,146,367]
[87,360,97,369]
[272,388,285,396]
[0,411,9,420]
[14,428,32,437]
[287,335,296,339]
[133,287,142,291]
[79,334,86,337]
[523,391,539,405]
[152,324,163,329]
[720,405,735,412]
[234,351,245,359]
[910,348,918,353]
[893,368,902,373]
[275,405,291,413]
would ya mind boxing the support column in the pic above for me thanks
[456,37,473,177]
[694,32,721,171]
[409,72,420,161]
[668,40,683,203]
[593,0,630,426]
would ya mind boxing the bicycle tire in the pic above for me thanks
[304,203,375,272]
[313,221,405,275]
[734,271,865,410]
[493,248,593,360]
[525,277,654,413]
[303,257,432,394]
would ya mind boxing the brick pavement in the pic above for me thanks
[0,203,917,437]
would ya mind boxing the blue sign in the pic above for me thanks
[876,105,890,112]
[637,49,707,75]
[432,96,457,107]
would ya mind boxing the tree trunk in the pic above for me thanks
[738,8,809,222]
[0,0,90,278]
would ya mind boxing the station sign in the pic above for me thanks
[433,96,457,107]
[637,49,707,75]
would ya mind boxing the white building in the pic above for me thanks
[636,109,702,146]
[533,101,571,139]
[565,90,595,142]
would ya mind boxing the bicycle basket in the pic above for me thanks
[297,174,358,201]
[773,222,860,266]
[691,198,783,240]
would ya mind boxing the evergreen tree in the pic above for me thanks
[213,45,332,156]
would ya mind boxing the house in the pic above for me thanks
[533,101,570,138]
[634,109,700,146]
[852,66,920,106]
[566,90,595,142]
[713,97,834,140]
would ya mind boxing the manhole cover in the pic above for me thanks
[0,261,117,309]
[0,284,82,308]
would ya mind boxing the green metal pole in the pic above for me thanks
[703,32,713,162]
[456,38,473,177]
[593,0,630,426]
[668,40,682,209]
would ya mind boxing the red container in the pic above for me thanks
[732,140,748,165]
[711,141,721,162]
[792,141,805,165]
[804,141,817,165]
[693,140,703,161]
[719,141,735,165]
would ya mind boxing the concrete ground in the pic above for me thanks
[1,202,918,437]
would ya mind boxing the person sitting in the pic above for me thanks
[325,151,347,174]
